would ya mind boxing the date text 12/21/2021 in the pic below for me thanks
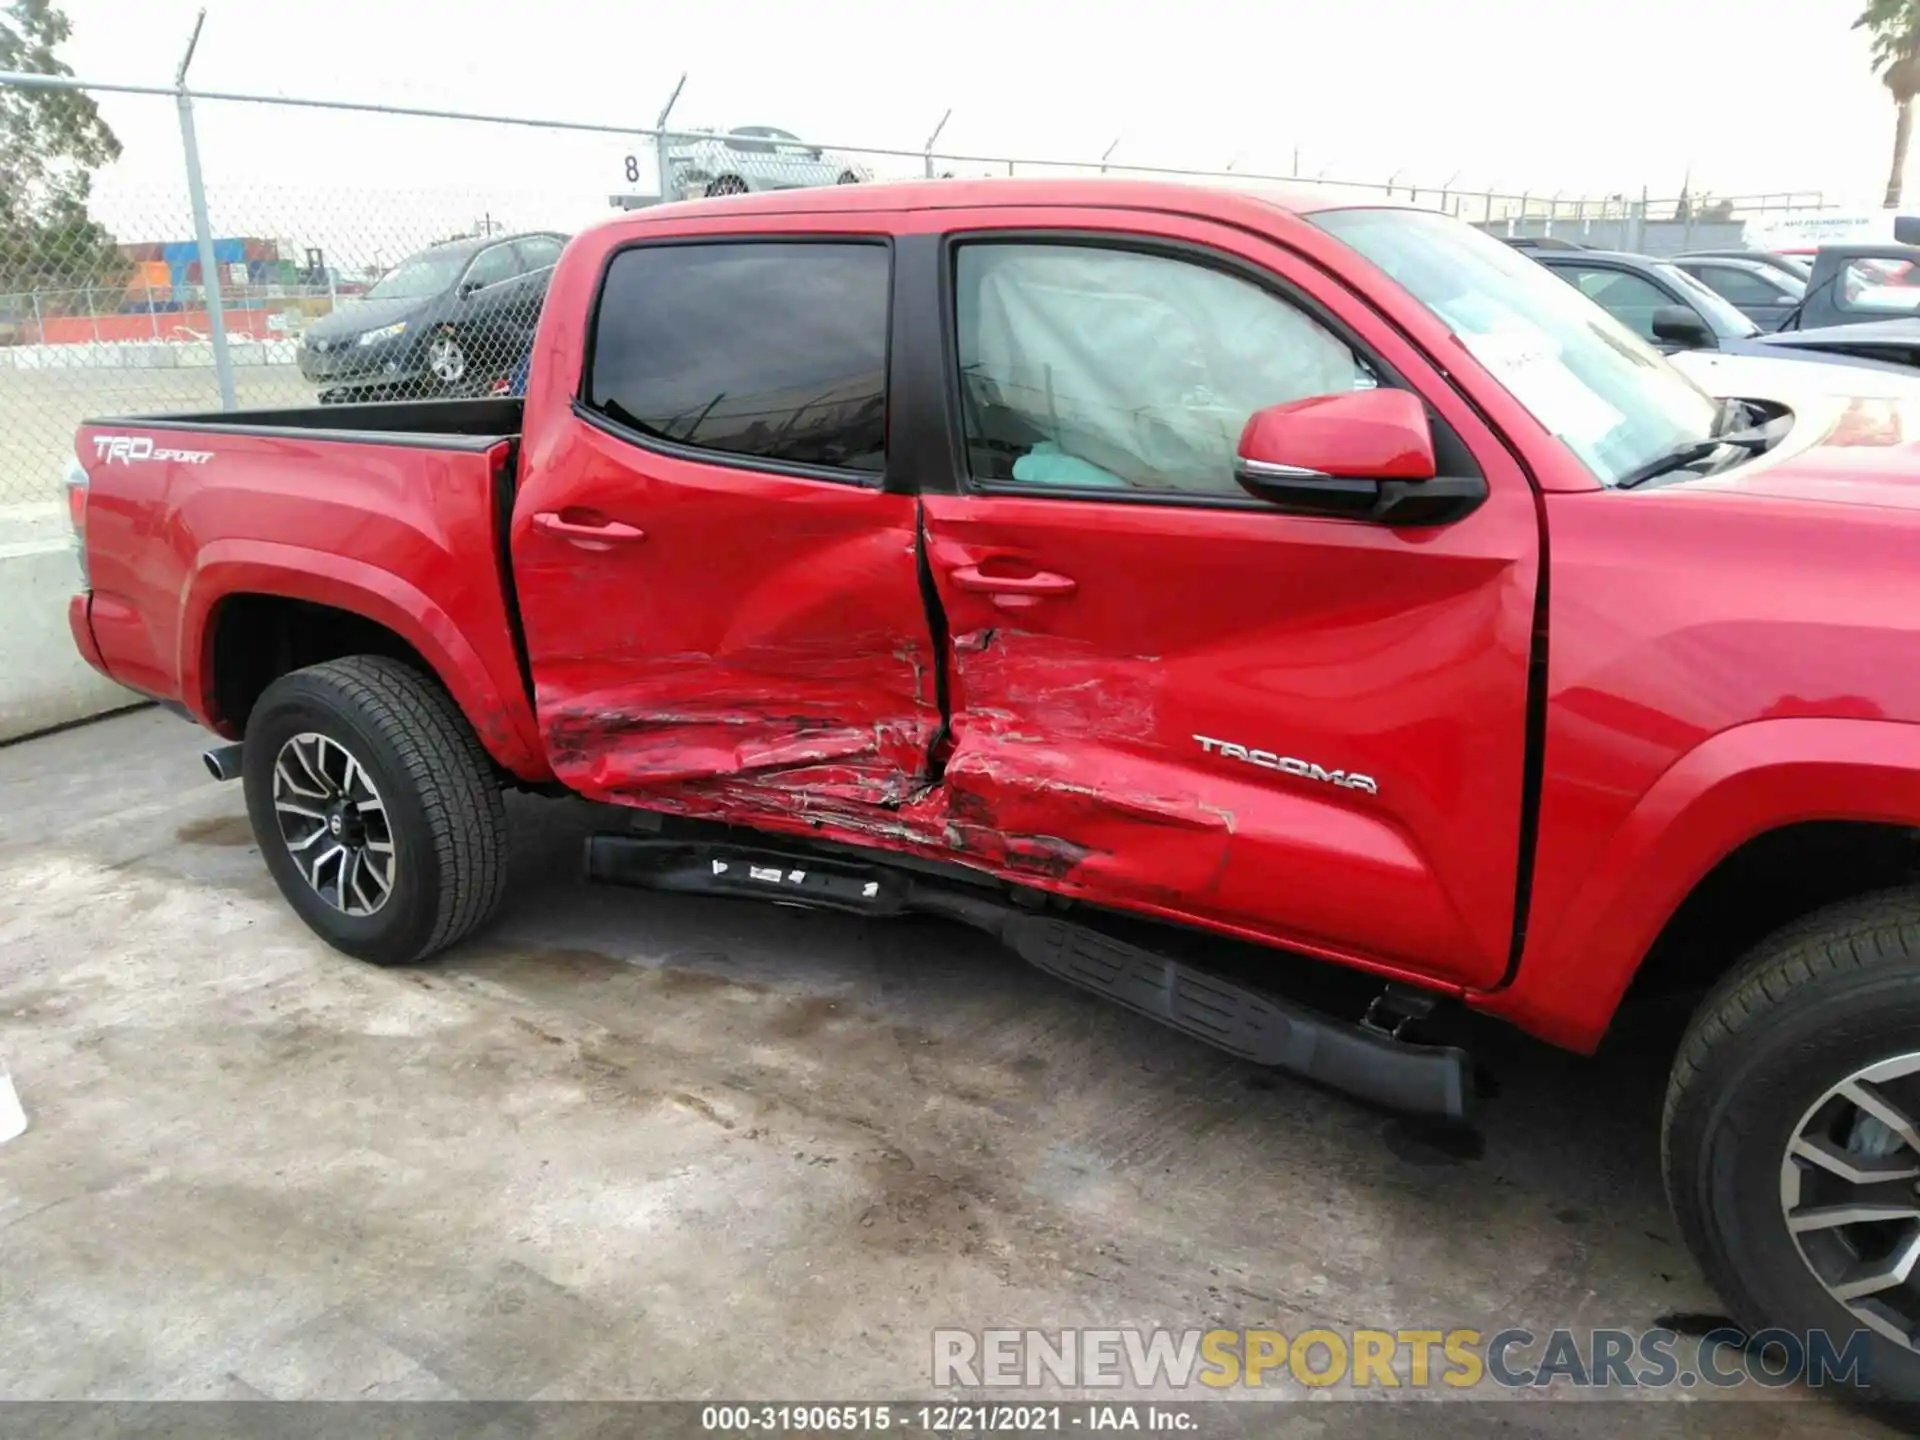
[700,1406,1196,1433]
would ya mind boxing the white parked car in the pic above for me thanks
[667,126,870,198]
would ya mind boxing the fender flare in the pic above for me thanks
[1481,716,1920,1051]
[180,540,548,779]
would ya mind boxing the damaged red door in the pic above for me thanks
[919,217,1541,988]
[511,234,939,827]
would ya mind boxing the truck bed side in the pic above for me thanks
[73,399,549,781]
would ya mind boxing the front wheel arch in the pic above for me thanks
[1480,718,1920,1051]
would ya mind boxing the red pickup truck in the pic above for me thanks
[66,179,1920,1395]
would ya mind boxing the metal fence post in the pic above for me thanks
[174,11,235,409]
[924,108,951,179]
[653,72,687,203]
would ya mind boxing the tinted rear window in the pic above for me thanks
[586,241,889,473]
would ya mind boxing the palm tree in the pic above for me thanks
[1858,0,1920,207]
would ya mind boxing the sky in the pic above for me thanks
[38,0,1908,270]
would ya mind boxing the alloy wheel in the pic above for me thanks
[271,731,398,917]
[1780,1050,1920,1350]
[428,333,466,384]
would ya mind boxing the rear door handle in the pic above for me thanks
[949,563,1077,601]
[531,511,646,547]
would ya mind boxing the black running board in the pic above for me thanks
[586,834,1474,1124]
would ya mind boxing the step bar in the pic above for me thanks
[586,834,1474,1124]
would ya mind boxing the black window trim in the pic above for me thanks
[576,232,897,490]
[930,228,1455,513]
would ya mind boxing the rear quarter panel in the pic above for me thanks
[79,423,549,779]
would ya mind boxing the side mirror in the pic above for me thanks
[1650,304,1715,349]
[1234,390,1481,525]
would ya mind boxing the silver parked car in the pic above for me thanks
[667,126,870,198]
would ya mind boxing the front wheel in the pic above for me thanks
[424,327,467,391]
[1663,889,1920,1401]
[242,655,508,965]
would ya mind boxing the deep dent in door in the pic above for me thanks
[534,504,1196,889]
[929,625,1233,891]
[537,519,941,816]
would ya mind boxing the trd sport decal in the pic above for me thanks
[91,435,214,465]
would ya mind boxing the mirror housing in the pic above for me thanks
[1236,389,1436,482]
[1233,390,1486,526]
[1650,304,1714,349]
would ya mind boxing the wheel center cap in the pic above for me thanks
[329,813,344,837]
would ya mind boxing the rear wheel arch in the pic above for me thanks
[205,592,439,732]
[187,569,544,780]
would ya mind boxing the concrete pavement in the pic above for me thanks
[0,708,1891,1433]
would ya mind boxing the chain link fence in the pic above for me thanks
[0,69,1837,516]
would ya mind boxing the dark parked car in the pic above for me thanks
[1668,255,1805,330]
[1674,248,1812,284]
[299,232,567,402]
[1524,244,1920,376]
[1528,247,1762,352]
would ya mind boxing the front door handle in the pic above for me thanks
[948,563,1077,605]
[531,510,646,548]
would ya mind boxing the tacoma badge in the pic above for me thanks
[1193,734,1379,795]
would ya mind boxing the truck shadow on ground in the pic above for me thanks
[148,783,1713,1334]
[443,795,1703,1314]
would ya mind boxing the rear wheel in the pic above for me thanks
[1663,889,1920,1400]
[242,655,508,965]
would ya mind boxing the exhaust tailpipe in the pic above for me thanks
[202,743,244,782]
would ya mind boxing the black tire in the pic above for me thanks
[1663,888,1920,1401]
[705,174,748,197]
[242,655,508,966]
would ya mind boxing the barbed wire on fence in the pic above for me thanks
[0,63,1837,510]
